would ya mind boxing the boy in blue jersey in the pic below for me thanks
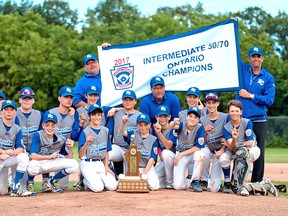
[200,93,231,193]
[15,87,43,153]
[153,105,175,189]
[0,100,32,197]
[27,112,79,195]
[48,86,84,190]
[222,100,260,196]
[170,107,205,192]
[78,104,117,192]
[120,113,160,190]
[107,90,141,175]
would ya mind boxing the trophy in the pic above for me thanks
[117,134,149,193]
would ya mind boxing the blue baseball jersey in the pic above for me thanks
[49,108,83,141]
[169,122,205,151]
[30,131,68,156]
[222,118,254,143]
[125,131,158,164]
[78,126,112,153]
[0,120,23,150]
[15,109,43,152]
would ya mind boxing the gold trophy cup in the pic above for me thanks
[117,134,149,193]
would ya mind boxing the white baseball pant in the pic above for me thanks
[80,160,118,192]
[173,150,205,190]
[155,149,175,188]
[139,166,159,191]
[109,144,127,174]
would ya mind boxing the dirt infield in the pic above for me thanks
[1,163,288,216]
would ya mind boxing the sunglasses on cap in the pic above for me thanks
[21,91,34,96]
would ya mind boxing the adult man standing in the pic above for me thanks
[73,54,102,108]
[237,46,275,183]
[140,76,181,125]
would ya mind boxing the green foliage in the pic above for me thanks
[0,0,287,116]
[0,11,84,110]
[265,117,288,148]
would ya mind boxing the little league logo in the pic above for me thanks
[110,63,134,90]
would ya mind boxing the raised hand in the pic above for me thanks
[198,100,204,110]
[232,127,239,140]
[121,114,129,124]
[86,132,95,144]
[66,138,74,149]
[153,118,162,134]
[205,124,214,135]
[68,107,75,116]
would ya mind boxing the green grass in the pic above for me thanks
[34,181,77,191]
[265,148,288,163]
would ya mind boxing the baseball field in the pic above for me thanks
[1,149,287,216]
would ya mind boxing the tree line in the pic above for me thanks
[0,0,287,116]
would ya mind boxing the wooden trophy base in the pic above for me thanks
[117,176,149,193]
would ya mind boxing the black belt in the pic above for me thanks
[84,159,102,162]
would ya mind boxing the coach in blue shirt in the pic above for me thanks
[237,46,275,183]
[140,76,181,124]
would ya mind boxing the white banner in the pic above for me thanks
[98,19,241,106]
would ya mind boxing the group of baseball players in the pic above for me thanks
[0,50,279,197]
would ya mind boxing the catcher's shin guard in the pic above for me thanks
[234,145,249,186]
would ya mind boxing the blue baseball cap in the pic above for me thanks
[83,54,98,65]
[122,90,137,100]
[186,87,201,97]
[204,92,219,102]
[136,114,151,124]
[150,76,165,87]
[1,100,17,110]
[187,107,201,118]
[156,105,170,116]
[20,87,35,99]
[0,91,6,100]
[88,104,103,114]
[248,46,264,57]
[43,112,58,124]
[58,86,73,97]
[86,85,100,95]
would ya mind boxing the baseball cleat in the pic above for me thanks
[11,184,33,197]
[48,178,64,193]
[75,180,85,191]
[166,184,173,189]
[199,180,208,191]
[238,186,249,196]
[27,180,37,196]
[190,180,203,192]
[223,182,233,194]
[42,182,53,192]
[264,178,279,197]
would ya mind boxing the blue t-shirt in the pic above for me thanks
[140,92,181,124]
[73,72,102,106]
